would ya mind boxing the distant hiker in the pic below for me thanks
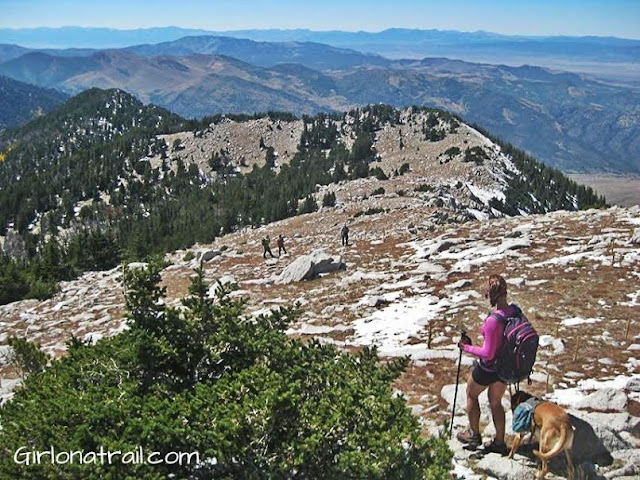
[456,274,517,456]
[262,235,275,259]
[341,224,349,246]
[277,234,287,256]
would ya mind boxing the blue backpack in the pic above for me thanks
[492,305,539,385]
[512,397,541,433]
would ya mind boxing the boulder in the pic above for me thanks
[126,262,148,270]
[569,411,640,436]
[1,229,26,258]
[445,279,473,289]
[276,256,314,284]
[604,449,640,479]
[276,250,345,284]
[309,249,344,274]
[0,377,23,404]
[607,449,640,479]
[434,239,454,253]
[200,249,222,262]
[218,275,237,286]
[0,345,12,365]
[539,335,566,354]
[625,377,640,392]
[575,388,628,412]
[566,412,616,465]
[366,296,388,308]
[476,453,536,480]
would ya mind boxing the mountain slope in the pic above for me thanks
[0,88,187,233]
[0,75,67,128]
[0,177,637,476]
[2,27,638,79]
[0,51,101,86]
[0,95,604,248]
[1,50,637,172]
[211,28,640,84]
[0,51,334,114]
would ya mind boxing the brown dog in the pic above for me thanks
[509,391,575,480]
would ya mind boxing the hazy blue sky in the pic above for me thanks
[1,0,639,39]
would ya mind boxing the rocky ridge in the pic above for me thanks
[150,108,537,222]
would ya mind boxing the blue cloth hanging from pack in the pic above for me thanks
[512,397,540,433]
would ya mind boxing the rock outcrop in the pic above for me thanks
[276,249,346,284]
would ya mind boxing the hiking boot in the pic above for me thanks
[482,439,508,456]
[456,429,481,447]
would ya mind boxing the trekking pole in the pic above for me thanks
[449,330,466,439]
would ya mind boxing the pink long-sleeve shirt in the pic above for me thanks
[463,305,516,368]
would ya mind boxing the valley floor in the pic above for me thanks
[568,173,640,207]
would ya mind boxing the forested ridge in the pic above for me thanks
[0,89,605,305]
[0,75,68,128]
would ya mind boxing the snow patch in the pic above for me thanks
[561,316,602,327]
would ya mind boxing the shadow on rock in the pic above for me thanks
[509,414,613,480]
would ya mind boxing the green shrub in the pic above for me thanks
[370,166,388,180]
[322,191,337,207]
[399,163,411,175]
[414,184,435,193]
[355,207,385,217]
[0,263,452,479]
[443,147,461,158]
[5,336,48,379]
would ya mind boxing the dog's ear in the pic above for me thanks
[510,390,533,410]
[510,391,522,410]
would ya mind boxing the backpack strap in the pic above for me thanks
[489,311,507,324]
[490,304,524,324]
[526,397,541,433]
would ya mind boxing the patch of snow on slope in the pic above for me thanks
[349,293,451,352]
[465,182,505,205]
[436,238,530,273]
[621,290,640,307]
[561,316,602,327]
[548,374,640,405]
[467,208,490,221]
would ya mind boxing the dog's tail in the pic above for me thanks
[533,424,568,461]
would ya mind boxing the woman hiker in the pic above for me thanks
[277,234,287,256]
[456,274,513,455]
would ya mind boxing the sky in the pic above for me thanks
[1,0,639,39]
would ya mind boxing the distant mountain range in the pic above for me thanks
[1,27,638,84]
[1,36,638,173]
[0,36,388,71]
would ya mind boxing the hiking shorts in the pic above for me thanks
[471,363,503,386]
